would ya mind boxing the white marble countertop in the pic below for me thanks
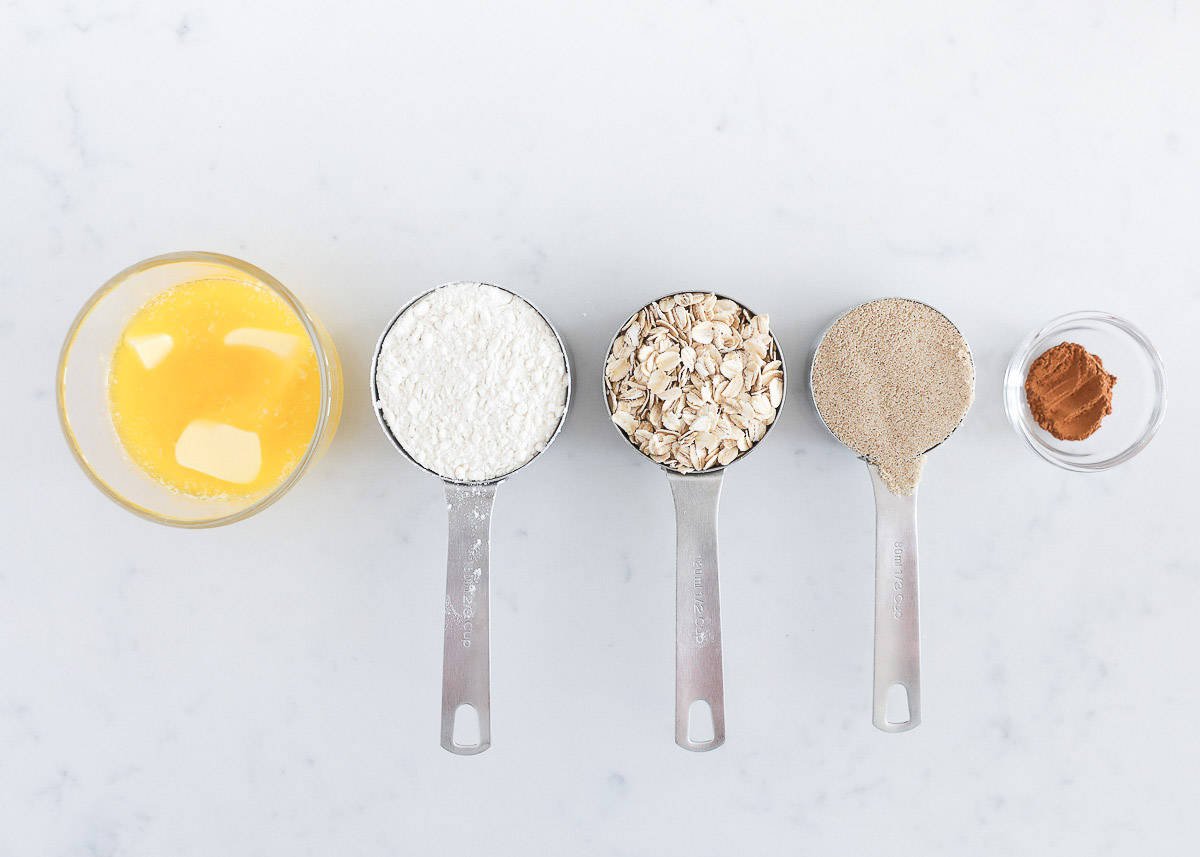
[2,2,1197,854]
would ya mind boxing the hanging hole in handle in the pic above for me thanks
[885,684,911,725]
[687,699,715,744]
[452,703,481,749]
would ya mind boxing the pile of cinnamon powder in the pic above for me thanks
[1024,342,1116,441]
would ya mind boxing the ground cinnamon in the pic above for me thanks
[1024,342,1116,440]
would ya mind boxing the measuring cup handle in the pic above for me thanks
[868,464,921,732]
[440,482,497,754]
[667,470,726,751]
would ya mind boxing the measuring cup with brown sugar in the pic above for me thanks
[603,293,785,751]
[810,297,974,732]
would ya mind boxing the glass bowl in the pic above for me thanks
[1003,311,1165,471]
[57,251,343,527]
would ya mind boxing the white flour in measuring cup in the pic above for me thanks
[375,282,569,482]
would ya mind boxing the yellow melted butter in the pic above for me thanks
[108,277,321,499]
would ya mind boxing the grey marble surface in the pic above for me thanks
[2,2,1197,855]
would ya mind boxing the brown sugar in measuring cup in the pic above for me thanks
[1024,342,1116,441]
[809,297,975,733]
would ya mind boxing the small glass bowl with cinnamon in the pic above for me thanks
[1003,311,1166,472]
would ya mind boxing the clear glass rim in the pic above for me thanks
[56,250,337,528]
[1002,310,1167,472]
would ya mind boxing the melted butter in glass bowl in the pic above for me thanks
[58,251,343,527]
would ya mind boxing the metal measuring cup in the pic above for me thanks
[371,282,572,755]
[809,297,973,733]
[603,293,786,751]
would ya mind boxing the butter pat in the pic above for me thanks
[174,420,262,484]
[224,327,300,358]
[125,333,174,369]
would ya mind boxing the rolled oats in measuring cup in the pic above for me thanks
[603,292,785,751]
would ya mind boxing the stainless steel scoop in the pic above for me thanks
[603,294,786,751]
[371,282,572,755]
[809,298,973,733]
